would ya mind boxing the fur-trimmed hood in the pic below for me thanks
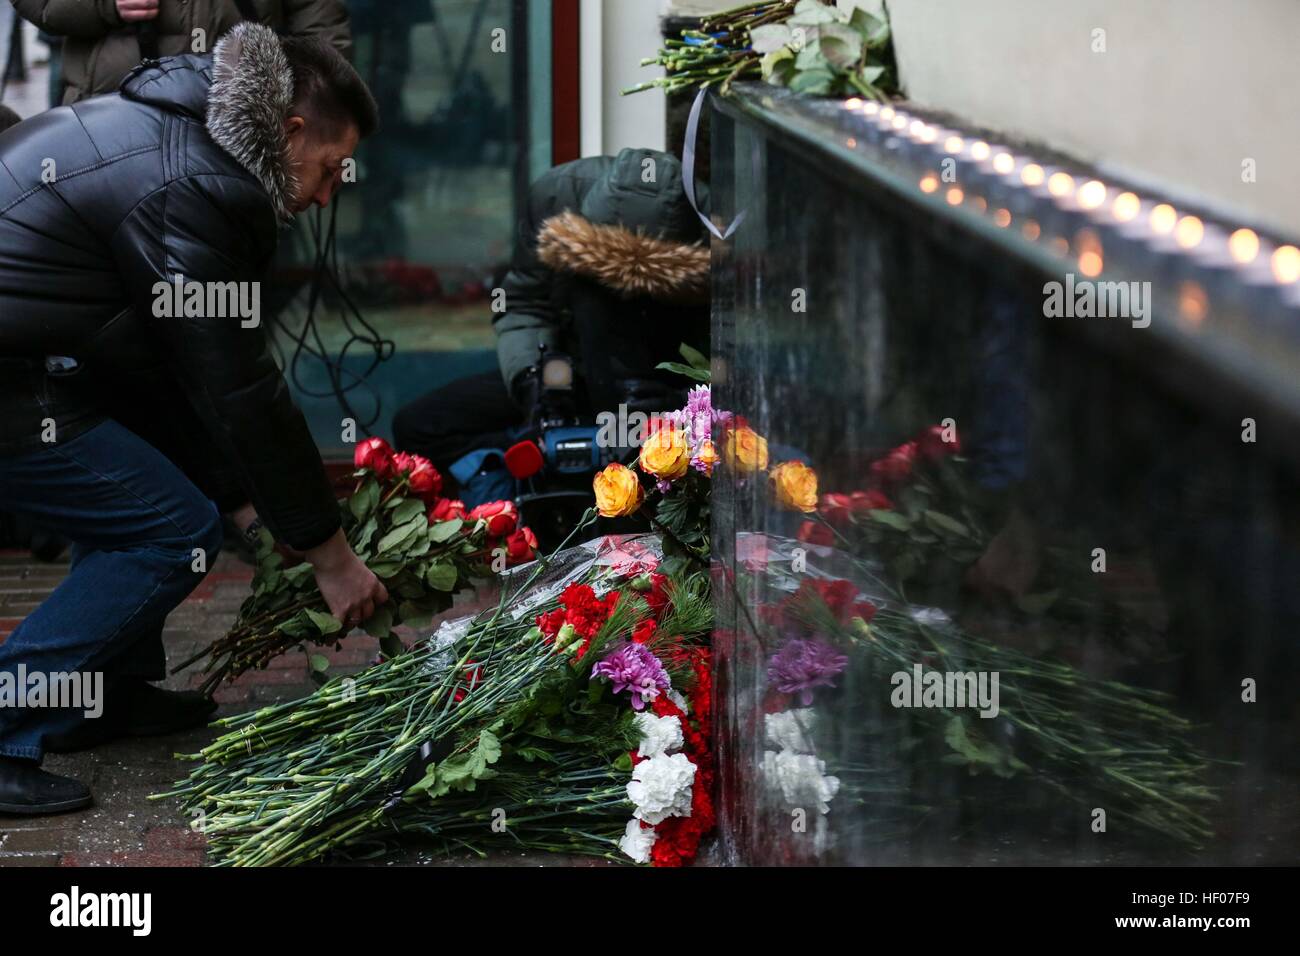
[206,23,297,222]
[536,210,710,302]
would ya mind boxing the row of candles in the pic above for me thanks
[827,95,1300,332]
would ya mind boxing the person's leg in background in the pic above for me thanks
[0,419,223,813]
[392,370,523,496]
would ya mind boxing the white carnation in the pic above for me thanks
[764,708,817,753]
[761,750,840,814]
[910,606,952,628]
[618,818,658,864]
[633,712,684,758]
[628,752,696,824]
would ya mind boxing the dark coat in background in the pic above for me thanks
[11,0,351,103]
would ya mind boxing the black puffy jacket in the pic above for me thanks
[0,24,339,551]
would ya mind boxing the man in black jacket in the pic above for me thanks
[0,23,387,814]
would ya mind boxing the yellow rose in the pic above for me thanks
[592,463,645,517]
[770,460,818,512]
[723,425,769,473]
[695,439,721,476]
[639,426,691,480]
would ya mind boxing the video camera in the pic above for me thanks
[505,346,682,550]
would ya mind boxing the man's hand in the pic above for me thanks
[304,529,389,629]
[116,0,160,22]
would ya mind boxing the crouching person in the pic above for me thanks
[0,24,387,814]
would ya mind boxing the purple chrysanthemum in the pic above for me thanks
[592,642,671,710]
[665,385,733,472]
[767,638,849,705]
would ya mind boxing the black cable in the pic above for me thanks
[269,197,395,438]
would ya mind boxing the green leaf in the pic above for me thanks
[869,509,913,532]
[760,46,794,80]
[1016,590,1060,616]
[428,518,464,543]
[306,608,343,635]
[379,633,406,658]
[748,22,792,54]
[352,515,379,555]
[678,342,709,371]
[390,497,426,526]
[368,560,404,578]
[791,0,838,25]
[923,510,971,538]
[818,22,863,70]
[308,652,330,673]
[789,68,834,95]
[793,43,827,72]
[655,361,710,383]
[860,63,887,86]
[282,562,315,588]
[362,603,395,637]
[376,520,422,555]
[425,561,458,592]
[348,477,379,521]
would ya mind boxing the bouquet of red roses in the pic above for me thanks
[175,437,538,694]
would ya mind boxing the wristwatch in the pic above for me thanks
[241,518,265,546]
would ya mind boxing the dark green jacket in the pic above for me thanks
[12,0,350,103]
[496,148,710,393]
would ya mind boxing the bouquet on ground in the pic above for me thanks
[625,0,899,99]
[158,532,715,867]
[175,437,538,695]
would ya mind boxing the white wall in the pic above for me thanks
[582,0,668,157]
[655,0,1300,235]
[886,0,1300,235]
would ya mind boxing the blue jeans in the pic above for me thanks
[0,420,222,760]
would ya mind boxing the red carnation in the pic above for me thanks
[468,500,518,537]
[354,437,395,478]
[631,619,657,645]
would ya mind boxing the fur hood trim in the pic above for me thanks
[537,211,710,301]
[206,23,296,223]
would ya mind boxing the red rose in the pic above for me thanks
[631,619,657,644]
[917,423,961,461]
[817,493,854,528]
[504,526,538,565]
[797,521,834,546]
[869,441,917,486]
[428,498,467,523]
[354,437,395,478]
[407,457,443,500]
[468,500,518,537]
[850,489,892,513]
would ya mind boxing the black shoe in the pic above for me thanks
[0,757,93,815]
[125,683,217,737]
[44,681,217,753]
